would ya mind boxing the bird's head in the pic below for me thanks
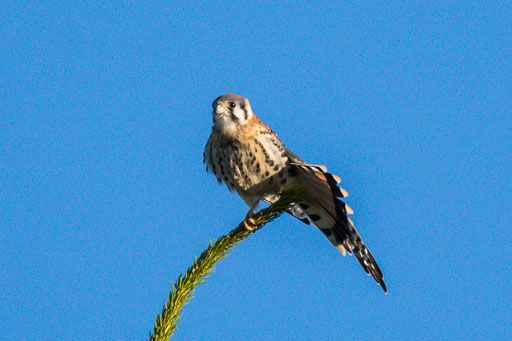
[212,94,253,132]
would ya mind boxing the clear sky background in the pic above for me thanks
[1,1,511,340]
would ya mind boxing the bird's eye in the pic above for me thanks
[229,102,236,108]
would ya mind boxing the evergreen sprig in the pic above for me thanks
[149,186,305,341]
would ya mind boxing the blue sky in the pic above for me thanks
[1,1,511,340]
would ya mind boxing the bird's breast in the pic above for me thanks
[206,130,289,194]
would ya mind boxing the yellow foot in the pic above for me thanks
[243,217,256,231]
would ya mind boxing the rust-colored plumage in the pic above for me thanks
[204,94,387,293]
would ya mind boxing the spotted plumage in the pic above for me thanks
[204,94,387,293]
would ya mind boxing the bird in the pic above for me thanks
[203,94,387,293]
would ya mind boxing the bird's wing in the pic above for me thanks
[285,148,387,293]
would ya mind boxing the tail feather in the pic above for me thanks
[288,162,387,293]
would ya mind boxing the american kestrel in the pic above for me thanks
[204,94,387,293]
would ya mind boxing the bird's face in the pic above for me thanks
[212,94,253,133]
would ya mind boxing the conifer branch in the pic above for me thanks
[149,186,305,341]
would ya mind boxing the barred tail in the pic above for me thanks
[288,162,387,293]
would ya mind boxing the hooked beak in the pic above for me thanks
[215,104,227,116]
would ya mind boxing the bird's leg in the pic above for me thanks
[243,199,260,231]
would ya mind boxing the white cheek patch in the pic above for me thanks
[232,107,249,124]
[214,106,250,133]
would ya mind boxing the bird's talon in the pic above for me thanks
[243,217,256,231]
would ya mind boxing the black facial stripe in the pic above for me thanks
[228,106,239,123]
[240,101,248,120]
